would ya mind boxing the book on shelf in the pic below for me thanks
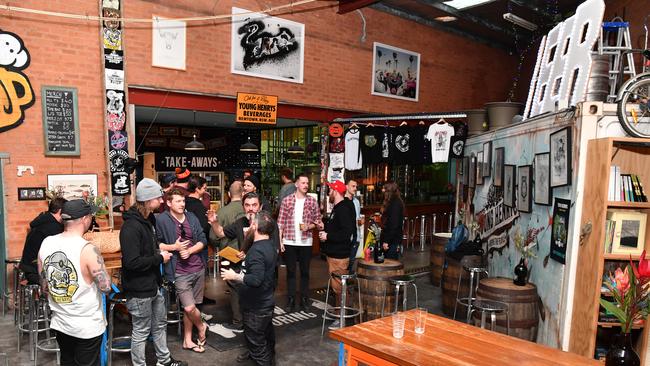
[609,166,648,202]
[604,220,615,254]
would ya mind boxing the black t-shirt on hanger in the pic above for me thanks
[360,127,383,164]
[390,126,423,165]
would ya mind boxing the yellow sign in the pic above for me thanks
[236,92,278,124]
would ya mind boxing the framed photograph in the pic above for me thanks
[504,165,516,207]
[372,42,420,102]
[462,156,469,185]
[517,165,532,212]
[159,126,179,136]
[18,187,46,201]
[550,127,572,187]
[468,155,476,188]
[145,137,167,147]
[608,210,647,256]
[534,152,552,205]
[482,141,492,177]
[476,151,484,185]
[47,174,98,200]
[550,198,571,264]
[231,7,305,83]
[152,16,186,70]
[181,128,200,138]
[138,126,157,136]
[494,147,504,187]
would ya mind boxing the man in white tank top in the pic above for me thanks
[38,199,111,366]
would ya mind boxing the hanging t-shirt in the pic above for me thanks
[329,137,345,153]
[413,125,429,164]
[425,123,455,163]
[329,153,345,169]
[390,126,423,165]
[360,127,383,164]
[344,128,362,170]
[380,128,391,162]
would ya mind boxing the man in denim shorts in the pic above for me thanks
[157,188,208,353]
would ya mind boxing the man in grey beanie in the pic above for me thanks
[120,178,187,366]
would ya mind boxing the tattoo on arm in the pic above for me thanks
[90,245,111,293]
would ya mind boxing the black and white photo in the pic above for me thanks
[476,151,484,185]
[550,127,572,187]
[494,147,504,187]
[469,155,476,188]
[482,141,492,178]
[534,152,551,205]
[517,165,532,212]
[504,165,516,207]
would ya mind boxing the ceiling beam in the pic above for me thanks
[371,3,512,51]
[337,0,380,14]
[416,0,526,41]
[508,0,555,19]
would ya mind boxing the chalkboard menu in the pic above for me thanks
[41,86,79,156]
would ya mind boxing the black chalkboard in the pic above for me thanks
[41,86,79,156]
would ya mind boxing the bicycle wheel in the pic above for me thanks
[617,76,650,138]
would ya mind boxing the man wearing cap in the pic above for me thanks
[174,167,192,196]
[38,199,111,365]
[158,173,177,213]
[120,179,186,366]
[243,175,271,213]
[317,180,356,330]
[277,173,321,311]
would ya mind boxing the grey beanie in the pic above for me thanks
[136,178,163,202]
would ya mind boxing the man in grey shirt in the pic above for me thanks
[278,167,296,206]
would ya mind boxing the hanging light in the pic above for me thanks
[287,139,304,155]
[240,136,259,152]
[184,110,205,151]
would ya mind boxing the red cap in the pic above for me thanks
[327,180,347,194]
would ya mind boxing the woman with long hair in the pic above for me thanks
[380,181,404,260]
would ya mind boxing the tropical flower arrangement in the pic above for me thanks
[600,251,650,333]
[513,226,543,260]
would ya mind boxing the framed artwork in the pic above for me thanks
[468,155,476,188]
[462,156,469,185]
[371,42,420,102]
[482,141,492,177]
[18,187,46,201]
[231,7,305,83]
[550,198,572,264]
[550,127,572,187]
[607,210,648,256]
[534,152,552,205]
[494,147,504,187]
[181,128,200,138]
[47,174,98,200]
[159,126,179,136]
[476,151,484,185]
[152,16,186,70]
[504,165,516,207]
[517,165,532,212]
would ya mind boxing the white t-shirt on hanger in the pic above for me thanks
[425,123,455,163]
[344,129,362,170]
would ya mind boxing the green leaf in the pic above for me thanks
[600,298,627,324]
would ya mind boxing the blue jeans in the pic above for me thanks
[126,290,171,366]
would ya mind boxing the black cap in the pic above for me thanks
[244,175,261,191]
[61,199,97,221]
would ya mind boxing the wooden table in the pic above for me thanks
[329,309,599,366]
[102,252,121,270]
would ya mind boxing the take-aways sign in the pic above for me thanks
[236,92,278,124]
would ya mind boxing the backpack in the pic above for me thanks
[446,223,469,253]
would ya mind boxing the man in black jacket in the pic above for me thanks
[318,180,356,330]
[221,210,278,366]
[120,178,186,366]
[19,197,67,284]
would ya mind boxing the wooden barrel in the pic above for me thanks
[475,277,539,342]
[441,255,482,319]
[356,259,404,321]
[430,233,451,286]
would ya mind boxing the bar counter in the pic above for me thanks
[329,309,599,366]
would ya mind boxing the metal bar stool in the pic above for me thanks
[163,283,183,337]
[17,284,51,360]
[381,274,418,316]
[469,299,510,335]
[417,215,428,252]
[401,217,410,249]
[321,270,363,335]
[33,296,59,366]
[209,245,221,279]
[453,265,489,323]
[3,258,20,317]
[108,293,131,366]
[12,262,24,325]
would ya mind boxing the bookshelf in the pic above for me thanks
[569,137,650,363]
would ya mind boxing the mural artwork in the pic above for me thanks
[0,29,34,133]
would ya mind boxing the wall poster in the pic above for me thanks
[550,197,571,264]
[372,42,420,102]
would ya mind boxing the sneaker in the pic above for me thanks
[222,322,244,333]
[328,320,341,330]
[157,357,188,366]
[236,351,251,363]
[201,312,213,322]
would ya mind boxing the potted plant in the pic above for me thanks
[599,252,650,365]
[512,226,542,286]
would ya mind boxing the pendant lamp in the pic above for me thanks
[287,139,304,154]
[184,111,205,151]
[240,136,259,152]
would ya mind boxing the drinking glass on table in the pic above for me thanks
[392,312,405,339]
[415,308,427,334]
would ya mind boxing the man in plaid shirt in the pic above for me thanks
[277,173,322,311]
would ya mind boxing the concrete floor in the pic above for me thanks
[0,245,444,366]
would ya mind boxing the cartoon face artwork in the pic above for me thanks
[0,29,35,133]
[43,251,79,303]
